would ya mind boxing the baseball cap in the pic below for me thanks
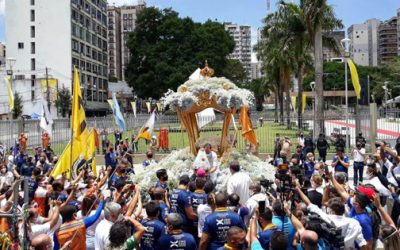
[196,168,206,177]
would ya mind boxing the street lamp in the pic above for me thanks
[310,81,316,138]
[341,37,351,153]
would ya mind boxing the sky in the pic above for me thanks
[0,0,398,44]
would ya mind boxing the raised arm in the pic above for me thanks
[329,171,350,201]
[284,201,304,234]
[126,185,140,217]
[294,180,311,206]
[373,194,395,228]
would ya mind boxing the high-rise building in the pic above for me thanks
[378,16,398,65]
[323,31,345,61]
[348,18,380,67]
[5,0,109,116]
[224,22,252,80]
[107,3,145,81]
[107,6,122,80]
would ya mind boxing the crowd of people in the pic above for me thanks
[0,130,399,250]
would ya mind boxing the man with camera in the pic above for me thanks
[293,179,368,249]
[352,142,366,186]
[245,183,270,225]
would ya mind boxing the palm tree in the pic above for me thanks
[301,0,343,137]
[258,7,297,128]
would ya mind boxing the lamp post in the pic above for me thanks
[383,81,389,119]
[341,38,351,153]
[310,81,316,138]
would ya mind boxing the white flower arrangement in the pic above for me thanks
[162,77,255,111]
[131,147,275,194]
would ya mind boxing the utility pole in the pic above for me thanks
[46,67,50,111]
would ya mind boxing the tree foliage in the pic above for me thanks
[220,59,247,85]
[13,92,23,119]
[55,87,72,118]
[125,7,235,99]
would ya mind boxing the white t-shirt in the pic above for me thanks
[77,210,104,238]
[367,176,391,197]
[197,204,212,238]
[352,148,365,162]
[227,171,253,205]
[384,159,400,187]
[298,137,305,147]
[94,219,113,250]
[206,151,219,183]
[307,204,367,249]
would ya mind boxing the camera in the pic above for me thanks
[306,213,344,250]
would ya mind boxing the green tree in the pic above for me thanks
[220,59,247,85]
[302,0,343,137]
[241,78,271,111]
[125,7,235,99]
[13,92,23,119]
[55,87,72,118]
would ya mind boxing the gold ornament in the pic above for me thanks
[223,82,231,90]
[200,60,214,78]
[178,85,188,93]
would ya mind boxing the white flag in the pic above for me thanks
[189,68,201,80]
[40,99,53,136]
[131,102,137,118]
[196,108,216,129]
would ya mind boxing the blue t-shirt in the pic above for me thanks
[105,152,117,168]
[303,161,315,178]
[24,176,38,202]
[258,225,277,250]
[272,215,296,250]
[156,231,197,250]
[108,174,126,189]
[169,188,192,226]
[347,198,373,241]
[190,190,207,214]
[158,201,169,224]
[155,181,168,190]
[202,208,246,250]
[20,163,34,177]
[140,218,166,250]
[332,155,349,173]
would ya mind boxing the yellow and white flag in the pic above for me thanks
[131,102,137,118]
[5,77,14,110]
[157,102,161,112]
[302,93,307,113]
[348,59,361,99]
[107,99,114,110]
[291,96,296,111]
[135,111,155,142]
[146,102,151,113]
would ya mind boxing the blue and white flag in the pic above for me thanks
[112,92,126,131]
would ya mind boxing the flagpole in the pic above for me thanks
[69,67,76,179]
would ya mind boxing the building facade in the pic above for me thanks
[224,22,252,80]
[107,6,122,80]
[5,0,109,117]
[348,19,380,67]
[106,3,144,81]
[378,17,398,64]
[323,31,345,61]
[398,8,400,56]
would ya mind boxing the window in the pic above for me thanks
[31,0,35,5]
[30,10,35,21]
[31,58,36,70]
[31,42,35,54]
[31,90,35,101]
[18,42,24,49]
[31,26,35,38]
[31,79,35,87]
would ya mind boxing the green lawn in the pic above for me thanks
[50,121,339,156]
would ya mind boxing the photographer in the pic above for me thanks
[331,148,349,174]
[294,179,368,249]
[330,171,374,250]
[352,142,366,186]
[245,183,270,224]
